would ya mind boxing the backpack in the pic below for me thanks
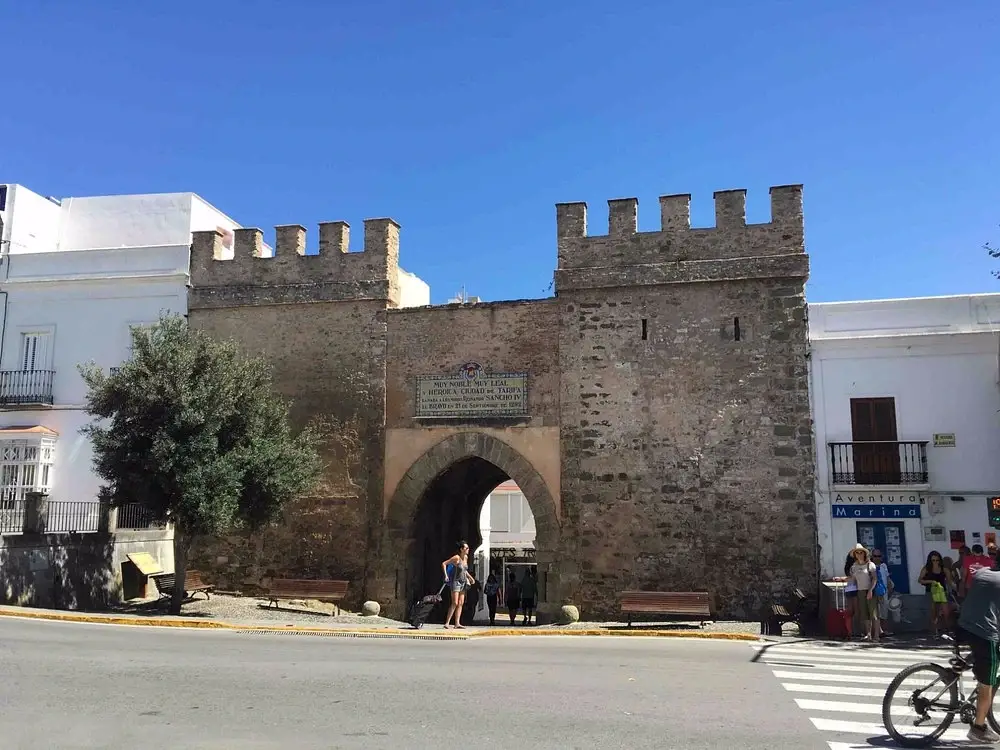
[872,563,887,597]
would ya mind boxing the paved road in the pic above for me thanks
[753,638,980,748]
[0,618,825,749]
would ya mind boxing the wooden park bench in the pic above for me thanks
[619,591,714,627]
[152,570,214,602]
[761,588,810,636]
[264,578,349,615]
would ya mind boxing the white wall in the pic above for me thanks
[0,245,188,505]
[56,194,197,250]
[398,268,430,308]
[1,185,62,254]
[810,293,1000,593]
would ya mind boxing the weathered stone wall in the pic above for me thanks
[385,300,560,428]
[183,186,816,622]
[186,222,396,604]
[554,187,815,619]
[373,302,562,614]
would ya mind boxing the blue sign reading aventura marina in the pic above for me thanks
[832,505,921,519]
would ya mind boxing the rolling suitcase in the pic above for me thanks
[409,584,447,629]
[825,583,851,639]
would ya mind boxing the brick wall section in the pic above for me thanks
[554,186,815,619]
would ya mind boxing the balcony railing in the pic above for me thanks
[116,502,166,530]
[45,500,102,533]
[829,441,930,486]
[0,497,25,534]
[0,370,54,406]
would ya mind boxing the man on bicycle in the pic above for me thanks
[957,545,1000,743]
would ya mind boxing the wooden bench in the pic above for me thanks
[264,579,349,615]
[619,591,714,627]
[762,588,810,636]
[152,570,214,602]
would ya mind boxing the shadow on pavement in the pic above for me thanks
[107,599,215,618]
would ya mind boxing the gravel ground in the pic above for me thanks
[110,593,762,633]
[112,593,409,629]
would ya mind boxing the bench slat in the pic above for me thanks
[619,591,713,625]
[267,578,349,601]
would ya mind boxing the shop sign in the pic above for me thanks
[832,504,921,519]
[834,493,922,504]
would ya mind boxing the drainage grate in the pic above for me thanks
[234,629,468,641]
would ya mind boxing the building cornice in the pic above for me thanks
[1,271,189,287]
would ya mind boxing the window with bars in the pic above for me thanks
[0,437,55,509]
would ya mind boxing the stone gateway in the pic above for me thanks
[187,185,816,623]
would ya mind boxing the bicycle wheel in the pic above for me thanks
[882,662,960,747]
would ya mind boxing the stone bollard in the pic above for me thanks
[557,604,580,625]
[361,601,381,617]
[22,491,50,534]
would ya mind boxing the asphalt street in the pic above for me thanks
[0,618,826,750]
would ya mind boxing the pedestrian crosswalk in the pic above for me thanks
[752,640,988,748]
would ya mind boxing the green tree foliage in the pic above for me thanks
[78,313,322,614]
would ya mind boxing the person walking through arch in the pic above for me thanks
[505,570,521,625]
[484,572,501,626]
[442,541,475,629]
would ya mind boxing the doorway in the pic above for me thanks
[850,397,901,484]
[857,521,909,594]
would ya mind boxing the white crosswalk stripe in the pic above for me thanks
[752,640,994,748]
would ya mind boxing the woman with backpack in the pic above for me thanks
[848,543,884,642]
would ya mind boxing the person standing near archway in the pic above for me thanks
[442,541,475,629]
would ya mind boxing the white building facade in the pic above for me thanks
[0,185,244,532]
[810,293,1000,598]
[0,184,431,535]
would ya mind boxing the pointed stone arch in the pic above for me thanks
[378,431,563,621]
[386,431,560,548]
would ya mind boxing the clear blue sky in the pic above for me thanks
[4,2,998,304]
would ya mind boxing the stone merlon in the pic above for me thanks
[555,185,805,274]
[189,218,401,308]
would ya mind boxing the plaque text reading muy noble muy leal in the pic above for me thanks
[416,373,528,417]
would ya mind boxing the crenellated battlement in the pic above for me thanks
[554,185,807,291]
[189,218,401,309]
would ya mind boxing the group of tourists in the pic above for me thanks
[440,541,538,629]
[837,541,998,644]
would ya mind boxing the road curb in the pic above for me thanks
[469,628,760,640]
[0,608,760,641]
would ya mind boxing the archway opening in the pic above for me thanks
[408,456,539,625]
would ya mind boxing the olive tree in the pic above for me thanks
[79,313,322,614]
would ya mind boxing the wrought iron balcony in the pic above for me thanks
[829,441,929,486]
[0,370,54,406]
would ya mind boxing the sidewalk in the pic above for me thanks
[0,593,762,641]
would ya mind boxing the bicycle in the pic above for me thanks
[882,632,1000,747]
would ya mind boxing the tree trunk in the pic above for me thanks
[170,525,190,616]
